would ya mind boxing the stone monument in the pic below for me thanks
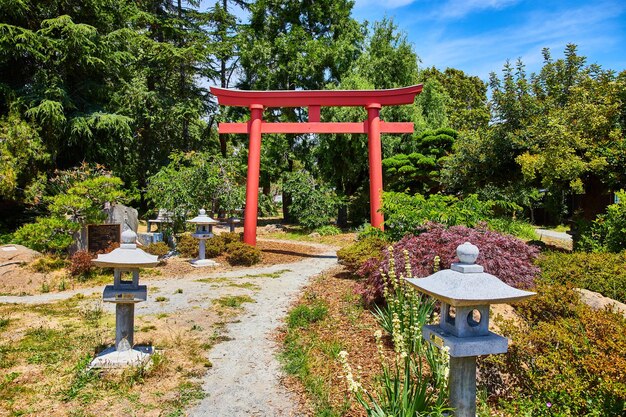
[405,242,535,417]
[89,228,158,368]
[187,209,219,267]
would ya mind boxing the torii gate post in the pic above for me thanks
[211,86,423,246]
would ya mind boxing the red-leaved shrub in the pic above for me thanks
[357,223,540,305]
[69,250,94,278]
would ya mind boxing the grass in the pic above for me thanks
[213,295,255,309]
[243,269,291,279]
[0,290,234,416]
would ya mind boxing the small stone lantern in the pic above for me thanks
[90,228,159,368]
[405,242,535,417]
[186,208,219,267]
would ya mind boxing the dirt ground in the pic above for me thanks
[0,239,324,297]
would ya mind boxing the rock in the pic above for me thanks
[308,232,321,238]
[261,224,283,234]
[0,244,41,265]
[576,288,626,317]
[105,203,139,232]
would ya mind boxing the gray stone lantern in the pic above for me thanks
[186,208,219,267]
[405,242,535,417]
[89,228,159,368]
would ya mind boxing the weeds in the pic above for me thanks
[214,295,254,308]
[287,302,328,329]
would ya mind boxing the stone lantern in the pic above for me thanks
[405,242,535,417]
[90,228,159,368]
[186,208,219,267]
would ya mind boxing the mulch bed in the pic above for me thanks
[279,265,385,417]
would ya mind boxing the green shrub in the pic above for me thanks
[575,190,626,252]
[144,242,169,258]
[219,232,241,245]
[486,217,537,240]
[225,242,261,266]
[381,192,521,241]
[314,225,341,236]
[176,233,198,258]
[30,256,68,273]
[13,217,80,253]
[286,302,328,329]
[204,235,225,258]
[482,283,626,416]
[337,236,387,273]
[282,170,338,229]
[536,251,626,303]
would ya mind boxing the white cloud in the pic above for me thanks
[415,2,624,79]
[354,0,418,9]
[437,0,520,19]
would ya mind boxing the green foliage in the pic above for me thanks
[576,191,626,252]
[287,302,329,329]
[146,152,245,232]
[204,236,226,258]
[536,251,626,303]
[144,242,170,258]
[48,176,126,223]
[225,242,261,266]
[29,255,67,273]
[483,283,626,416]
[382,192,493,240]
[314,225,341,236]
[13,217,79,253]
[383,128,457,194]
[336,236,388,273]
[0,114,49,199]
[485,218,537,240]
[282,170,338,229]
[176,233,198,259]
[340,250,449,416]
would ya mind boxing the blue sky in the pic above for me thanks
[352,0,626,80]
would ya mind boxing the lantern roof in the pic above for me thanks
[187,208,219,225]
[92,229,158,268]
[405,242,535,307]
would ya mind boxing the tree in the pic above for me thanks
[316,18,420,226]
[382,128,457,194]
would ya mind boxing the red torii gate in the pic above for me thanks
[210,85,423,245]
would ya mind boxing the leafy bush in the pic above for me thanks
[176,233,198,258]
[314,225,341,236]
[575,191,626,252]
[337,236,388,273]
[358,224,540,305]
[30,256,68,273]
[13,217,80,253]
[69,250,93,279]
[144,242,169,258]
[481,283,626,416]
[218,232,241,245]
[381,192,521,241]
[226,242,261,266]
[486,217,537,240]
[204,236,225,258]
[537,251,626,303]
[282,170,338,229]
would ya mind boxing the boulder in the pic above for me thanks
[0,244,41,266]
[577,288,626,317]
[105,203,139,231]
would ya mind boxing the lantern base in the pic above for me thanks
[190,259,220,268]
[89,345,153,369]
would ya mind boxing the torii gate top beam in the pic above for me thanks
[210,85,423,108]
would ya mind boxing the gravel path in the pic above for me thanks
[189,242,337,417]
[0,239,338,416]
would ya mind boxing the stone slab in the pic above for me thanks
[89,345,153,369]
[191,259,219,268]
